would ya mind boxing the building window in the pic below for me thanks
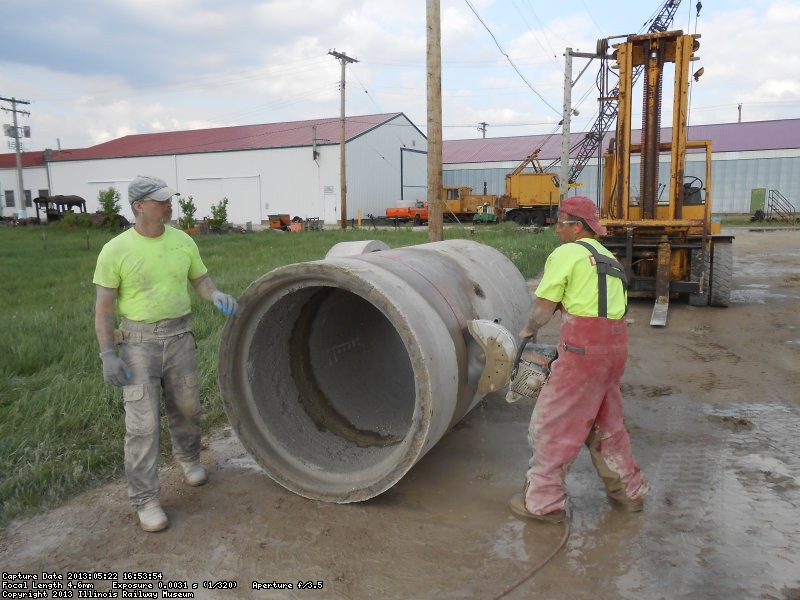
[25,190,32,207]
[38,189,50,199]
[5,191,14,208]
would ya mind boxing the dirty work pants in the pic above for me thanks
[118,316,202,509]
[524,314,650,515]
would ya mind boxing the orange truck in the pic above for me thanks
[386,199,428,224]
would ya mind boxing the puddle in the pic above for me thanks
[606,398,800,599]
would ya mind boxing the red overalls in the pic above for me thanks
[523,311,650,515]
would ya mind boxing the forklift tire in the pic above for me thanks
[709,242,733,307]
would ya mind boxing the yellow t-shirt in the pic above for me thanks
[93,226,208,323]
[534,239,626,319]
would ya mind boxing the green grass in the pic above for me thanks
[0,223,555,526]
[720,215,800,228]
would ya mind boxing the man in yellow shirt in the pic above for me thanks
[93,175,238,532]
[509,196,650,523]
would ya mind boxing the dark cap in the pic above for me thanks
[128,175,177,204]
[559,196,606,236]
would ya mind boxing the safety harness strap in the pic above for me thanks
[574,240,628,318]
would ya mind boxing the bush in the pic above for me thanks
[53,211,93,229]
[178,196,197,230]
[207,197,229,233]
[97,187,125,229]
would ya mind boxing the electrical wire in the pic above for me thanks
[463,0,562,117]
[511,0,561,69]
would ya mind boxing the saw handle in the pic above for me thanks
[510,335,533,381]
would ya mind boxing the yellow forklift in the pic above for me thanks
[598,29,733,326]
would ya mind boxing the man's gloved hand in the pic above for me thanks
[212,290,238,316]
[100,350,132,387]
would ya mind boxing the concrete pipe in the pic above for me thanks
[218,239,531,503]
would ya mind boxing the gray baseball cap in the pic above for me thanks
[128,175,177,204]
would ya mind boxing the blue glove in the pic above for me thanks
[212,290,238,316]
[100,351,132,387]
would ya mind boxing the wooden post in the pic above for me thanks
[426,0,443,241]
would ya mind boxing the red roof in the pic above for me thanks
[442,118,800,164]
[51,113,408,161]
[2,115,796,167]
[0,152,46,168]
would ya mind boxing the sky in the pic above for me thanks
[1,0,798,153]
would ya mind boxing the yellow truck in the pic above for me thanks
[498,150,562,226]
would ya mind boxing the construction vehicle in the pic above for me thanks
[386,199,428,224]
[385,186,500,225]
[500,149,562,226]
[598,29,733,326]
[560,0,685,186]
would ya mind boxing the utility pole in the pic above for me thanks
[477,122,488,138]
[426,0,443,241]
[329,50,358,229]
[559,50,573,201]
[559,49,596,201]
[1,96,31,216]
[738,103,742,123]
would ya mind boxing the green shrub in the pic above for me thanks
[178,196,197,230]
[53,211,93,229]
[97,187,125,229]
[208,197,229,233]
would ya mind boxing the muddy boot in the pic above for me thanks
[508,493,566,524]
[179,461,208,487]
[608,495,644,513]
[137,501,168,532]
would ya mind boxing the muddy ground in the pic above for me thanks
[2,228,799,600]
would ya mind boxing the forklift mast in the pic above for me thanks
[605,30,701,223]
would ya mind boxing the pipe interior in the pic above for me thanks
[243,285,417,476]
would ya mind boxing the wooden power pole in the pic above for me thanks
[329,50,358,229]
[426,0,443,241]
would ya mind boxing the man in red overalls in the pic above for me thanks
[509,196,650,523]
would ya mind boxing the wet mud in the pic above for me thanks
[1,229,799,599]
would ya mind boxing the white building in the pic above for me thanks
[0,112,427,225]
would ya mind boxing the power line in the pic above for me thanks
[463,0,562,117]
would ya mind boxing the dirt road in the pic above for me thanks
[2,228,799,600]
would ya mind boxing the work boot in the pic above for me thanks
[508,493,566,524]
[179,461,208,487]
[608,495,644,513]
[137,501,168,532]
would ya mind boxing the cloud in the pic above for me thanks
[3,0,799,153]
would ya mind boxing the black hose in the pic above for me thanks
[492,510,571,599]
